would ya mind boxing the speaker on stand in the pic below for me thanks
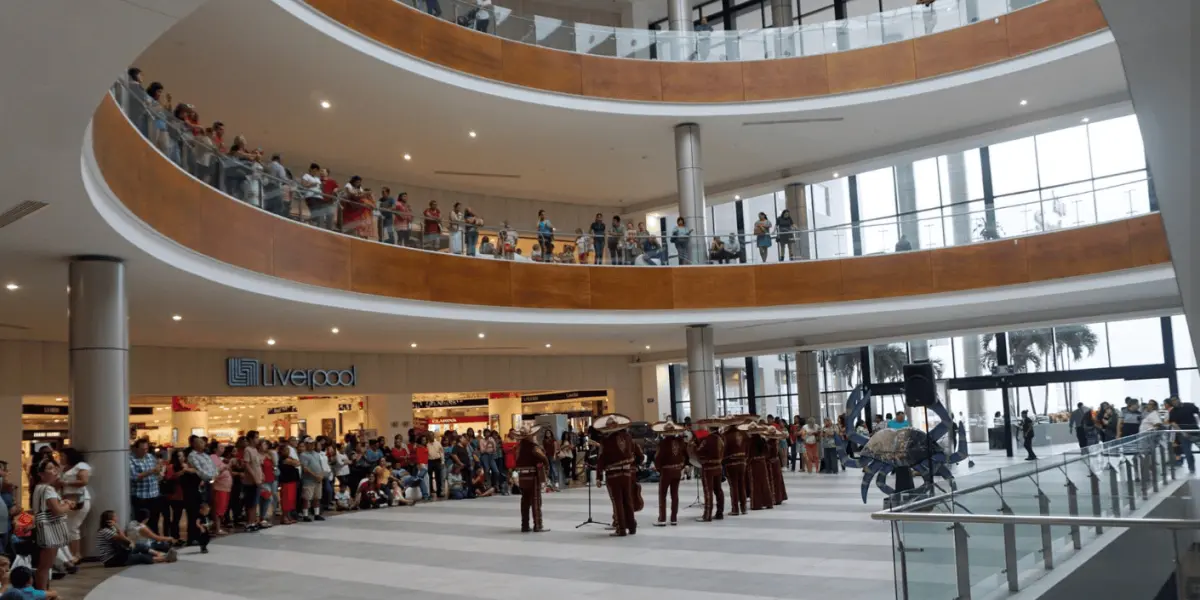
[900,361,937,498]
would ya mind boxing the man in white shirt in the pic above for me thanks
[301,163,333,230]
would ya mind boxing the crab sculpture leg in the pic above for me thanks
[858,460,893,503]
[838,387,872,469]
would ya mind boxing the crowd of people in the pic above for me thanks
[116,68,827,269]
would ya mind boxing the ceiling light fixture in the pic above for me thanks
[545,343,552,348]
[410,342,418,348]
[403,153,412,161]
[331,327,340,334]
[645,345,651,350]
[832,172,840,178]
[1019,99,1028,106]
[734,195,741,200]
[55,397,63,402]
[4,283,18,291]
[266,338,276,346]
[477,333,486,339]
[320,100,331,109]
[172,315,182,321]
[1081,117,1090,123]
[468,131,477,138]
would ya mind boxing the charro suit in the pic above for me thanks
[692,431,726,521]
[766,435,787,505]
[515,437,550,531]
[748,434,774,510]
[722,427,750,515]
[598,430,639,536]
[654,435,687,524]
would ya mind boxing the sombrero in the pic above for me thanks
[694,418,725,429]
[512,422,544,439]
[593,413,633,434]
[650,420,688,436]
[721,414,755,427]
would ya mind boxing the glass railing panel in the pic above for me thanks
[614,28,653,59]
[575,23,616,56]
[891,520,962,599]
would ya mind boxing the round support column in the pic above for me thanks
[675,123,708,265]
[68,256,130,557]
[685,325,716,420]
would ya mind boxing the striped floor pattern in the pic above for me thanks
[87,471,911,600]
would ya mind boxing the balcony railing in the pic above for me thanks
[383,0,1046,62]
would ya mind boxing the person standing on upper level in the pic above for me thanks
[608,216,625,265]
[590,213,606,264]
[422,200,442,250]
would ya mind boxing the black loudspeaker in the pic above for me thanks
[903,362,937,407]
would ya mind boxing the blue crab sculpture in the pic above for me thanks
[837,387,969,504]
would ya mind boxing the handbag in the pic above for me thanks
[33,485,70,549]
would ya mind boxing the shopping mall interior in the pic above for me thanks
[1,0,1196,598]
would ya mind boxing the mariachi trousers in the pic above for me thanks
[769,457,787,504]
[724,460,748,515]
[518,469,544,531]
[699,465,725,521]
[605,468,638,535]
[749,457,774,510]
[657,466,683,524]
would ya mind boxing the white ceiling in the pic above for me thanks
[0,0,1176,364]
[126,0,1132,206]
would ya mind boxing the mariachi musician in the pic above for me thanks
[691,418,726,522]
[746,422,775,510]
[721,415,751,516]
[651,420,689,526]
[514,423,551,533]
[765,426,788,505]
[594,414,642,537]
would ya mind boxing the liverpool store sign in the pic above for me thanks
[226,357,357,390]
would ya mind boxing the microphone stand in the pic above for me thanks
[576,463,604,529]
[686,465,703,508]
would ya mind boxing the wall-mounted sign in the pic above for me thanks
[227,358,357,390]
[23,430,67,441]
[267,405,298,415]
[413,397,489,408]
[428,415,489,425]
[22,405,68,415]
[521,390,607,404]
[337,403,354,412]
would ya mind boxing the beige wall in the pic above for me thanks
[0,340,646,438]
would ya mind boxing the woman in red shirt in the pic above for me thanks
[163,450,187,540]
[340,176,375,239]
[258,439,276,528]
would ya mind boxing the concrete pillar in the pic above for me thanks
[685,326,716,420]
[895,162,920,250]
[667,0,690,31]
[171,410,208,445]
[641,365,663,422]
[68,257,130,557]
[784,183,811,260]
[944,151,987,442]
[675,124,708,265]
[769,0,795,56]
[794,352,821,419]
[0,396,21,503]
[364,394,413,441]
[488,393,523,437]
[769,0,793,26]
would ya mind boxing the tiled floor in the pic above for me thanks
[71,445,1085,600]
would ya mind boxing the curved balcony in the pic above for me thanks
[91,93,1171,314]
[297,0,1108,102]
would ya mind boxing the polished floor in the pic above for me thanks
[86,471,904,600]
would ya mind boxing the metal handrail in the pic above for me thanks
[873,512,1197,528]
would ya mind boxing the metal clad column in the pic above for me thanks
[667,0,690,31]
[794,351,821,419]
[769,0,795,56]
[675,124,709,265]
[69,256,130,557]
[686,325,716,420]
[784,183,812,259]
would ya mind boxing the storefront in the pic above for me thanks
[412,389,611,438]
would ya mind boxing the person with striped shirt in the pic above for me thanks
[96,510,175,567]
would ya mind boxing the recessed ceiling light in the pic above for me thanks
[410,342,418,348]
[734,195,741,200]
[320,100,331,109]
[832,172,839,178]
[55,397,63,402]
[266,338,276,346]
[1081,117,1090,123]
[4,283,18,291]
[468,131,477,138]
[545,343,552,348]
[403,153,412,161]
[478,332,486,339]
[172,315,182,321]
[1019,99,1028,106]
[645,345,651,350]
[331,327,340,334]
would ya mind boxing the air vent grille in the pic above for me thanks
[433,171,521,179]
[0,201,49,229]
[742,117,844,126]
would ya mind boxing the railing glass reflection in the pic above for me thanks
[378,0,1047,62]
